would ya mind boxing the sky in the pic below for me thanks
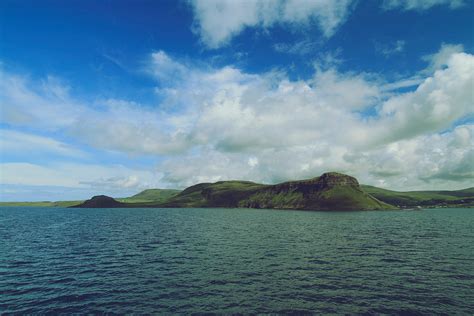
[0,0,473,201]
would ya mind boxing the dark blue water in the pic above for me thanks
[1,207,473,314]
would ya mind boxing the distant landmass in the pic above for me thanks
[69,172,473,210]
[361,185,474,208]
[2,172,473,210]
[155,172,392,210]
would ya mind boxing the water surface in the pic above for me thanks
[1,207,473,314]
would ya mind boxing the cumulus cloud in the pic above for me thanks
[382,0,465,10]
[150,50,472,151]
[189,0,354,48]
[150,49,473,189]
[149,51,188,83]
[371,52,474,145]
[346,124,474,188]
[159,125,473,191]
[422,43,464,73]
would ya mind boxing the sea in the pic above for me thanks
[1,207,473,314]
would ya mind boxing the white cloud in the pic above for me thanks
[348,125,474,188]
[380,76,424,91]
[311,69,380,110]
[248,157,259,167]
[68,98,191,155]
[0,162,160,191]
[376,40,406,57]
[149,50,188,83]
[151,49,472,152]
[160,125,473,191]
[189,0,354,48]
[151,48,473,189]
[0,74,84,130]
[189,0,464,49]
[273,39,320,55]
[372,52,474,145]
[0,129,87,158]
[80,175,141,189]
[422,43,464,73]
[0,70,191,155]
[382,0,465,10]
[1,47,473,192]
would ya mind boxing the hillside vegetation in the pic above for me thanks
[3,176,473,210]
[361,185,474,208]
[159,172,393,211]
[117,189,180,203]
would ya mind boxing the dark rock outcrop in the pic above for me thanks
[72,195,125,208]
[266,172,359,195]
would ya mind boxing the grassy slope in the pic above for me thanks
[160,181,267,208]
[315,186,393,210]
[159,174,393,211]
[361,185,474,207]
[240,183,392,210]
[117,189,181,203]
[0,200,84,207]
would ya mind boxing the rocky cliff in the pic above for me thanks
[239,172,390,210]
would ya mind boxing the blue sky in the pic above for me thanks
[1,0,473,201]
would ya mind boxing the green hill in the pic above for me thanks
[361,185,474,208]
[3,176,473,210]
[160,180,267,208]
[159,172,393,211]
[118,189,180,203]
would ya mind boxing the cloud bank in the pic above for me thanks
[1,45,472,192]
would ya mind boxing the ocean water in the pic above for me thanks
[0,207,473,314]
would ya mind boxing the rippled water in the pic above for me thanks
[1,207,473,314]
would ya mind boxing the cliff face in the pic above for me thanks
[72,195,125,208]
[238,172,390,210]
[264,172,359,195]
